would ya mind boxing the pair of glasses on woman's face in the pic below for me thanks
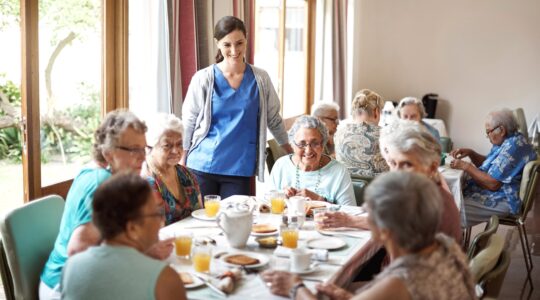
[115,145,147,157]
[485,126,501,138]
[293,140,323,149]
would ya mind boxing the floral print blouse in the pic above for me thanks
[334,122,389,177]
[463,133,537,214]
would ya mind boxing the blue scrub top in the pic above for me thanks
[187,64,260,176]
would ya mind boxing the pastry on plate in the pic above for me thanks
[252,224,277,234]
[178,272,194,285]
[225,254,260,266]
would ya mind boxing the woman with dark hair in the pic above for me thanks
[182,16,292,198]
[62,173,186,300]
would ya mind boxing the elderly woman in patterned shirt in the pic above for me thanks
[334,89,389,177]
[450,108,537,226]
[142,113,202,225]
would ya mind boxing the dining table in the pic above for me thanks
[439,165,465,211]
[159,196,379,300]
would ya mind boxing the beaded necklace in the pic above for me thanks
[292,154,323,195]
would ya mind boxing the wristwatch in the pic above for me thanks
[289,281,306,300]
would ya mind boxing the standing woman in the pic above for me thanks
[182,16,291,198]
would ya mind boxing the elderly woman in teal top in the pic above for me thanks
[269,115,356,206]
[40,110,172,299]
[182,16,291,199]
[142,113,202,225]
[396,97,441,143]
[450,108,537,226]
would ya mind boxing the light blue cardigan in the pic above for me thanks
[182,64,289,181]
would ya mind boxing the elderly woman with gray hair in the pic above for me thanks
[397,96,441,142]
[334,89,389,177]
[311,101,340,157]
[262,172,475,300]
[269,115,355,206]
[320,121,461,243]
[450,108,537,226]
[142,113,202,225]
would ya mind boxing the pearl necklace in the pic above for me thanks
[293,154,323,195]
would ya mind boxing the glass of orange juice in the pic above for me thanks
[281,228,299,249]
[192,245,212,273]
[174,232,192,258]
[204,195,221,217]
[270,191,286,214]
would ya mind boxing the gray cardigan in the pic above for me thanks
[182,64,288,181]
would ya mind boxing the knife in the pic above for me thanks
[192,273,227,297]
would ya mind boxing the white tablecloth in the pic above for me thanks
[160,197,374,300]
[439,166,464,210]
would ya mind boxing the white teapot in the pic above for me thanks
[216,203,254,248]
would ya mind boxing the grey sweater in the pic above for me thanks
[182,64,288,181]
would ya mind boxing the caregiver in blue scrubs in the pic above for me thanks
[182,16,292,198]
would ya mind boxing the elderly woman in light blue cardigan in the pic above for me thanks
[181,16,291,199]
[269,115,356,206]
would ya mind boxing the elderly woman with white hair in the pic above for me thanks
[320,121,461,243]
[262,172,476,300]
[311,101,340,157]
[397,96,441,142]
[142,113,202,225]
[450,108,537,226]
[334,89,389,177]
[269,115,355,206]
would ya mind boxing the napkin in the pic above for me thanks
[273,246,329,261]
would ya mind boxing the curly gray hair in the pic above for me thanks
[365,171,442,252]
[380,120,441,167]
[145,113,184,147]
[288,115,329,146]
[92,110,147,165]
[396,97,427,119]
[311,101,340,117]
[485,108,519,136]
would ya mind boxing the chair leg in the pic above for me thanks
[517,223,534,286]
[519,221,534,272]
[462,226,472,251]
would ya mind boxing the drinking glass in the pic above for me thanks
[270,191,286,214]
[281,227,299,249]
[174,232,192,258]
[204,195,221,217]
[313,207,327,230]
[192,245,212,273]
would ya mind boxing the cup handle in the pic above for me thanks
[216,212,228,235]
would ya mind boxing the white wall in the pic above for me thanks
[352,0,540,153]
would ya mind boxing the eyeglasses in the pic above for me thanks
[320,116,339,125]
[115,145,147,157]
[137,207,166,220]
[293,140,323,149]
[485,126,501,137]
[159,141,183,152]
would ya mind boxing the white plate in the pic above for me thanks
[191,209,217,221]
[306,237,346,250]
[305,200,330,209]
[251,230,279,237]
[290,264,320,275]
[220,252,270,269]
[180,272,205,289]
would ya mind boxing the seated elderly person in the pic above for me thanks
[335,89,389,177]
[62,173,186,300]
[142,113,203,225]
[450,108,537,226]
[262,172,476,300]
[269,115,355,206]
[311,101,340,157]
[320,121,461,243]
[396,96,441,143]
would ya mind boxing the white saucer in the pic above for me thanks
[180,272,205,289]
[290,264,320,275]
[306,237,346,250]
[191,209,217,221]
[251,230,279,237]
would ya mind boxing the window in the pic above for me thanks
[254,0,314,118]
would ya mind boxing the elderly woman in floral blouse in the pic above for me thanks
[142,113,202,225]
[450,108,537,226]
[335,89,389,177]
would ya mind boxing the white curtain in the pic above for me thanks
[129,0,172,121]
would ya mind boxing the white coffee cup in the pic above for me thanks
[291,248,312,272]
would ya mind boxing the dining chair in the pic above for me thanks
[0,238,14,300]
[498,159,540,282]
[467,215,499,260]
[0,194,65,300]
[266,139,288,173]
[513,108,529,141]
[479,249,511,299]
[350,174,374,206]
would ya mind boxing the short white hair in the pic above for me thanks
[145,113,184,147]
[311,101,340,117]
[396,97,427,119]
[486,108,519,135]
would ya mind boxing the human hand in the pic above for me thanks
[145,237,174,260]
[319,211,350,229]
[260,270,302,297]
[295,188,321,201]
[450,148,473,159]
[449,158,469,171]
[284,186,298,198]
[316,282,354,300]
